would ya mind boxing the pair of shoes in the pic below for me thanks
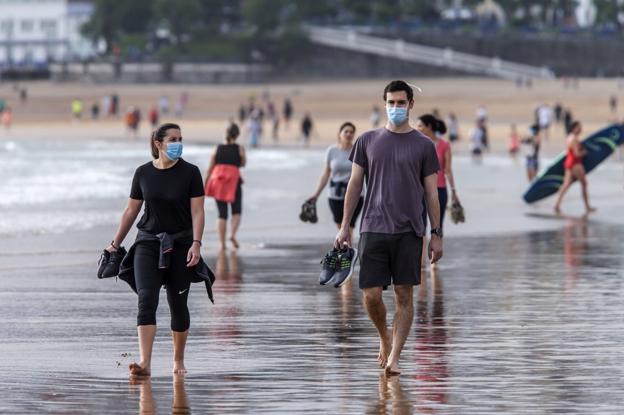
[97,247,127,279]
[299,199,318,223]
[450,202,465,224]
[319,247,358,288]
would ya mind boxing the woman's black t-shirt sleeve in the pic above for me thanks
[130,167,143,200]
[189,166,205,198]
[131,159,204,234]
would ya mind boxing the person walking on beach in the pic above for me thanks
[508,124,520,157]
[247,110,262,148]
[470,118,486,160]
[205,123,246,250]
[447,113,459,143]
[538,104,552,140]
[416,114,460,233]
[523,124,541,182]
[149,105,159,128]
[71,99,83,120]
[301,113,313,147]
[335,80,442,376]
[309,122,364,241]
[105,123,206,377]
[283,98,293,131]
[1,106,13,131]
[553,121,596,214]
[370,106,381,128]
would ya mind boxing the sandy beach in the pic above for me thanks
[1,78,624,413]
[2,78,623,154]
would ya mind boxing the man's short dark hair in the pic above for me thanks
[383,80,413,102]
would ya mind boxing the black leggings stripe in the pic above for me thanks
[133,241,192,332]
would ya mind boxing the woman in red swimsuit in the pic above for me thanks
[554,121,596,214]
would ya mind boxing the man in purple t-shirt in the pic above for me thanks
[335,80,443,376]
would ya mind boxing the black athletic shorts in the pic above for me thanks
[358,232,423,289]
[328,197,363,227]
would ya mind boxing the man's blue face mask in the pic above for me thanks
[386,106,408,125]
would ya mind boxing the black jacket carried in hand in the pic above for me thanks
[118,229,216,304]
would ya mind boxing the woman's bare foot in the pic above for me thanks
[173,360,187,374]
[384,360,401,376]
[229,237,239,249]
[129,362,151,378]
[378,332,392,368]
[219,243,226,251]
[554,205,561,215]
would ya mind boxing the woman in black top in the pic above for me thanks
[105,123,205,377]
[206,123,246,250]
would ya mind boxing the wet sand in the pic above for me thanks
[1,223,624,414]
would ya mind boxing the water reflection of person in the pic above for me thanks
[132,375,191,414]
[414,267,448,409]
[563,217,588,291]
[212,250,243,340]
[367,374,413,415]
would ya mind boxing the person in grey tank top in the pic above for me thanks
[309,122,364,242]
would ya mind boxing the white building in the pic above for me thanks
[0,0,95,68]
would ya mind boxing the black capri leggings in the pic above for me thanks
[133,241,193,332]
[216,182,242,219]
[421,187,448,230]
[328,197,364,228]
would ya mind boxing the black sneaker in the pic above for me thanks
[329,248,358,288]
[319,248,340,285]
[97,247,127,279]
[299,199,318,224]
[306,201,318,223]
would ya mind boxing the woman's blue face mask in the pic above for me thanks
[165,142,183,161]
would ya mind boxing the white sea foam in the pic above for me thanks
[0,141,317,235]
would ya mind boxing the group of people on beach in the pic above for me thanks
[103,79,598,380]
[236,94,317,148]
[102,80,452,378]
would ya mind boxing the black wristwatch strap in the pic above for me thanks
[430,228,443,237]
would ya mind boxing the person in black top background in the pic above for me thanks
[105,123,205,377]
[205,123,247,250]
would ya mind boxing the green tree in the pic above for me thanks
[594,0,624,30]
[81,0,153,52]
[153,0,203,45]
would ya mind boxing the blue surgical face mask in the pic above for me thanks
[165,142,183,161]
[386,106,408,125]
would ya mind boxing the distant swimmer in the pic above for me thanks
[335,80,442,376]
[309,122,364,241]
[104,123,208,377]
[205,123,246,250]
[553,121,596,215]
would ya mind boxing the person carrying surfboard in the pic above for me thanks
[553,121,597,215]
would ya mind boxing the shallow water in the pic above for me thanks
[1,219,623,414]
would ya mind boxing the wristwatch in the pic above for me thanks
[430,227,443,238]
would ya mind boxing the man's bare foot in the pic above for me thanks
[378,332,392,368]
[173,361,187,374]
[229,237,239,249]
[586,206,597,213]
[129,362,151,377]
